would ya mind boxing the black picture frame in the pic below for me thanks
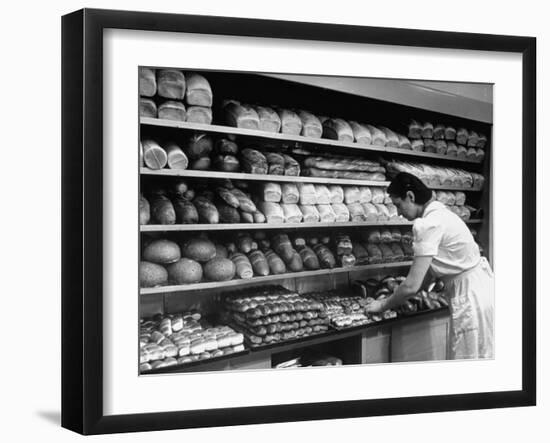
[62,8,536,435]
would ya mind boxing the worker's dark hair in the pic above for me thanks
[387,172,432,204]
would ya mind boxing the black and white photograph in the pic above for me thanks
[137,69,494,374]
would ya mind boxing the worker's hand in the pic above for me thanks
[365,299,386,314]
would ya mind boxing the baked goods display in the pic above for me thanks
[222,286,330,347]
[140,311,245,371]
[139,68,214,124]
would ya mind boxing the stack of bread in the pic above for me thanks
[385,159,485,189]
[303,291,373,328]
[139,312,245,372]
[139,68,214,124]
[353,228,412,264]
[301,155,386,181]
[407,120,486,162]
[223,286,329,347]
[434,190,479,221]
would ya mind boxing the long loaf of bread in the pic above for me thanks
[141,139,167,170]
[303,156,384,172]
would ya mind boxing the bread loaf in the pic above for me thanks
[328,185,344,204]
[224,102,260,129]
[390,228,402,242]
[215,187,239,208]
[331,203,350,222]
[299,205,320,223]
[172,195,199,224]
[423,138,436,153]
[230,188,257,213]
[386,203,399,219]
[370,187,385,204]
[186,106,213,124]
[286,251,304,272]
[283,154,300,176]
[362,203,379,221]
[435,140,447,155]
[455,191,466,206]
[139,194,150,225]
[456,128,469,145]
[254,106,281,133]
[259,202,284,224]
[139,67,156,97]
[314,185,331,205]
[264,152,285,175]
[349,121,372,145]
[141,139,168,170]
[352,243,369,265]
[215,138,239,156]
[272,234,294,262]
[275,108,301,135]
[253,211,266,223]
[204,257,236,281]
[167,258,203,284]
[313,244,336,268]
[299,246,320,270]
[140,261,169,287]
[303,156,384,173]
[406,119,422,139]
[445,126,457,140]
[433,124,445,140]
[248,250,270,276]
[477,134,487,149]
[397,134,412,150]
[411,139,424,151]
[217,202,241,223]
[236,234,254,254]
[241,148,268,174]
[422,122,434,139]
[475,148,485,162]
[346,203,366,221]
[149,194,176,224]
[380,229,393,243]
[215,244,229,259]
[391,243,405,262]
[335,234,353,255]
[323,118,354,142]
[190,157,211,170]
[365,125,387,146]
[184,73,213,106]
[182,237,216,262]
[457,145,468,159]
[344,186,360,204]
[185,133,213,159]
[193,196,219,224]
[379,126,399,148]
[298,110,322,138]
[466,147,478,161]
[264,249,287,274]
[446,142,458,157]
[364,229,381,243]
[213,154,240,172]
[143,239,181,264]
[282,204,303,223]
[467,130,479,147]
[281,184,299,204]
[379,244,396,262]
[158,100,186,121]
[164,142,189,170]
[157,69,186,99]
[317,204,336,223]
[304,168,386,181]
[366,244,383,264]
[339,254,356,267]
[262,183,282,202]
[298,183,317,205]
[240,210,253,224]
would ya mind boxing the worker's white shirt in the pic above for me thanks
[412,200,480,278]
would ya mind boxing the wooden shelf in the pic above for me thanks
[140,219,482,232]
[140,261,413,295]
[140,118,483,165]
[139,168,483,192]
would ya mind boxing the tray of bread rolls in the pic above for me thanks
[139,311,246,373]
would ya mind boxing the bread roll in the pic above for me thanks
[397,134,412,150]
[475,148,485,162]
[317,204,336,223]
[323,118,354,142]
[349,121,372,145]
[467,130,479,147]
[422,122,434,139]
[185,73,213,106]
[339,254,356,267]
[139,98,157,118]
[282,184,300,204]
[298,110,322,138]
[277,109,302,135]
[404,120,421,139]
[457,145,468,159]
[300,205,320,223]
[186,106,213,124]
[331,203,350,222]
[164,142,189,170]
[379,126,399,148]
[328,185,344,204]
[411,139,424,152]
[224,102,260,129]
[423,138,436,153]
[139,67,156,97]
[456,128,469,145]
[282,204,303,223]
[445,126,457,140]
[298,183,317,205]
[466,147,478,161]
[259,202,284,224]
[364,228,381,243]
[446,142,458,157]
[157,69,186,99]
[365,125,387,146]
[254,106,281,133]
[262,183,282,202]
[158,100,186,121]
[435,140,448,155]
[433,124,446,140]
[314,185,331,205]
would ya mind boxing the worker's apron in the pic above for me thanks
[440,257,494,360]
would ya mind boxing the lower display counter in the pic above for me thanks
[141,307,450,375]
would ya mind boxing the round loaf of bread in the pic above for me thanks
[166,258,203,284]
[142,239,181,264]
[182,238,216,262]
[139,261,168,287]
[203,257,236,282]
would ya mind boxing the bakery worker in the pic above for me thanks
[366,172,494,360]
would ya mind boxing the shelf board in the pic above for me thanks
[140,118,482,165]
[139,168,482,192]
[140,261,413,295]
[140,219,482,232]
